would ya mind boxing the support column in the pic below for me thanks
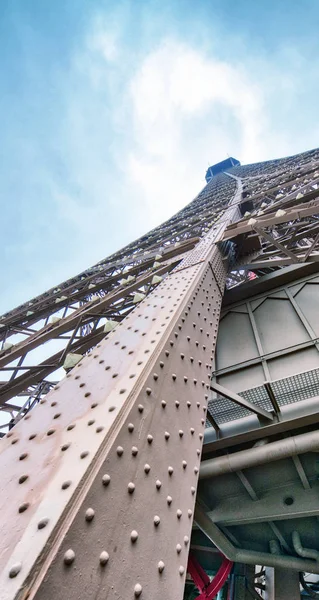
[0,205,238,600]
[265,568,300,600]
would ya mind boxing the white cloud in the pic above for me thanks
[126,40,267,223]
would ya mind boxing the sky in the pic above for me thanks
[1,0,319,314]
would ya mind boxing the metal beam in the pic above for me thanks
[210,381,273,421]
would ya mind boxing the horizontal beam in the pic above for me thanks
[194,505,319,574]
[200,428,319,478]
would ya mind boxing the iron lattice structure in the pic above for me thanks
[1,147,319,599]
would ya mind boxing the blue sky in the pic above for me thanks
[1,0,319,313]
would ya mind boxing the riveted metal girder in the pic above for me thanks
[0,201,238,600]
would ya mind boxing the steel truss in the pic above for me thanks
[1,147,319,599]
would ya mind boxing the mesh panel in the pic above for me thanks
[207,367,319,426]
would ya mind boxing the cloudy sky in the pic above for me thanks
[1,0,319,313]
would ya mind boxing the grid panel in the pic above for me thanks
[207,367,319,426]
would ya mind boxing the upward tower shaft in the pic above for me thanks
[2,148,319,599]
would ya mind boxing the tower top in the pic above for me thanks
[205,157,240,182]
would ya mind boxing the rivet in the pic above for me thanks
[29,434,36,440]
[131,530,138,543]
[9,563,22,578]
[64,549,75,565]
[184,376,188,383]
[134,583,142,597]
[156,479,162,489]
[180,353,185,359]
[47,429,55,436]
[184,535,189,545]
[182,461,187,469]
[153,373,158,380]
[193,379,197,385]
[99,550,109,566]
[102,474,111,486]
[158,560,165,573]
[191,486,196,495]
[19,475,28,484]
[175,401,180,408]
[154,515,160,526]
[18,501,29,513]
[85,508,95,522]
[199,433,203,440]
[128,482,135,494]
[147,434,153,444]
[164,431,170,440]
[168,466,174,475]
[138,404,144,413]
[165,351,169,357]
[117,446,124,456]
[19,453,28,461]
[96,426,104,433]
[194,466,199,474]
[179,565,185,575]
[197,402,200,408]
[167,495,173,505]
[177,509,182,519]
[188,509,193,518]
[80,451,89,459]
[67,424,75,431]
[132,446,138,456]
[38,517,49,530]
[176,544,182,553]
[179,430,184,438]
[159,361,164,368]
[88,419,95,426]
[128,423,134,432]
[61,481,71,490]
[146,388,152,395]
[172,374,176,381]
[190,428,195,435]
[161,400,166,408]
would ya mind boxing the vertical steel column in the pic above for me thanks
[0,202,238,600]
[265,568,300,600]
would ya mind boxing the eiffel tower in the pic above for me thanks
[1,148,319,599]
